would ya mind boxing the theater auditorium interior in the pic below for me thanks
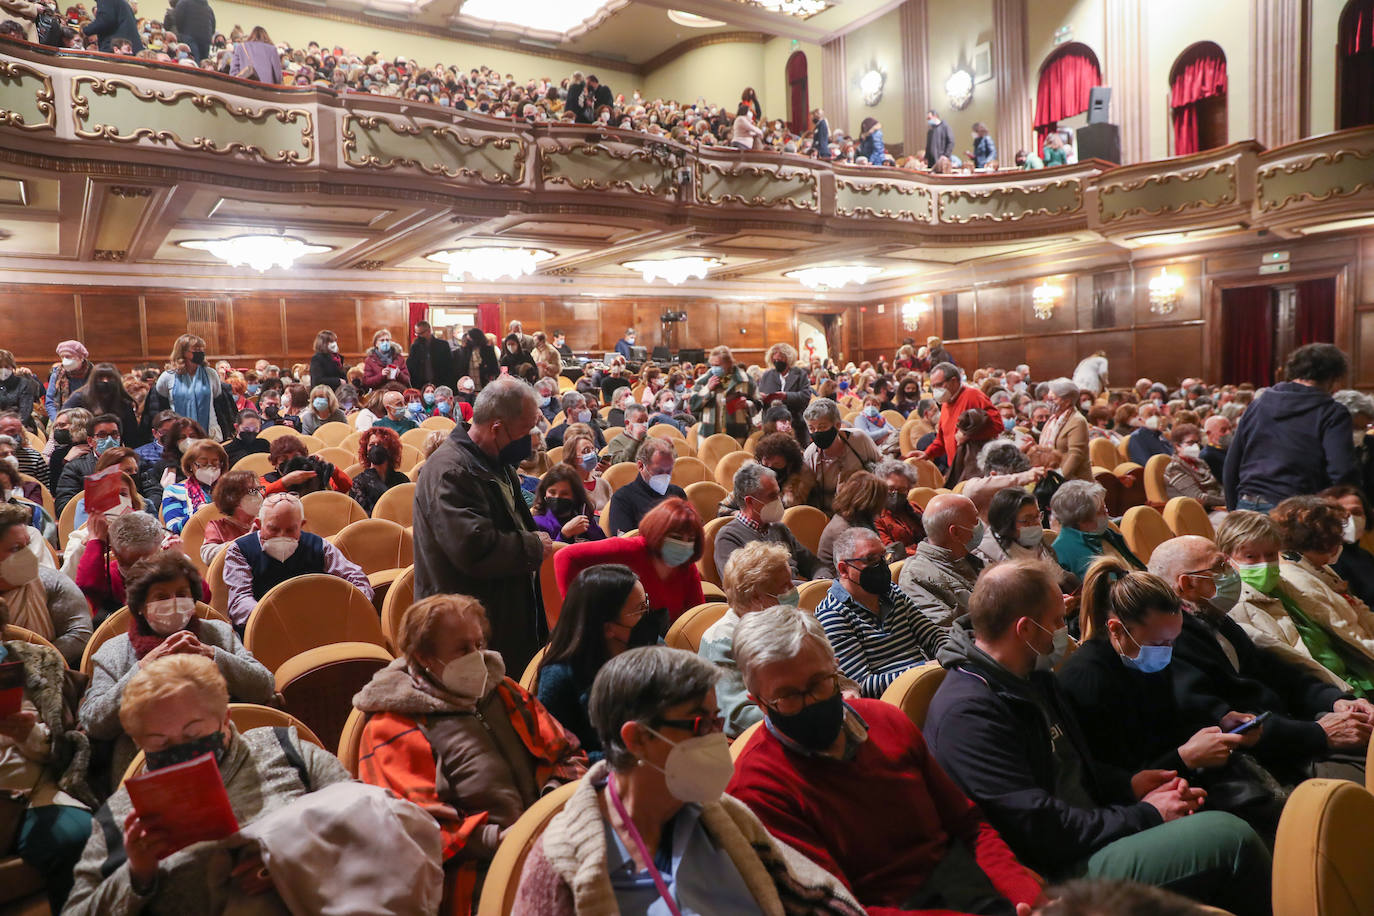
[0,0,1373,913]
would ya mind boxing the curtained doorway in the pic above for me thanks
[786,51,809,136]
[1221,277,1337,386]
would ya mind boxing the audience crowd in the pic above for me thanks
[0,0,1081,170]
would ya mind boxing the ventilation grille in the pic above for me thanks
[185,297,227,352]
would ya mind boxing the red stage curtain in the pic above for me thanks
[1340,0,1374,128]
[1170,48,1227,156]
[1295,278,1336,346]
[1222,285,1274,387]
[477,302,501,334]
[407,301,428,341]
[1033,46,1101,148]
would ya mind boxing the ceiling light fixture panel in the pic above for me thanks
[427,246,556,282]
[785,265,881,291]
[622,255,722,285]
[179,233,331,271]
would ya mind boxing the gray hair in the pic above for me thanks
[1050,479,1106,527]
[873,459,917,486]
[434,386,453,399]
[109,511,164,556]
[474,376,538,425]
[833,525,882,565]
[734,605,834,693]
[979,440,1030,474]
[623,403,649,423]
[559,391,585,413]
[802,397,841,425]
[930,362,960,383]
[534,378,558,396]
[588,646,721,771]
[1046,377,1079,402]
[733,460,776,500]
[1334,389,1374,419]
[636,436,675,465]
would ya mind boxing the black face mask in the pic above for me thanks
[886,492,907,513]
[545,496,577,520]
[263,405,280,418]
[367,444,391,466]
[811,427,838,450]
[766,690,845,751]
[498,432,533,467]
[144,729,226,771]
[53,428,72,447]
[855,559,891,595]
[191,350,206,365]
[773,361,789,374]
[902,390,918,401]
[238,428,258,441]
[95,380,115,393]
[630,607,669,647]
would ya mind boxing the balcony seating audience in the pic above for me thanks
[512,644,863,914]
[728,604,1042,914]
[816,526,948,697]
[536,564,652,759]
[199,470,262,565]
[714,460,820,581]
[604,436,685,535]
[221,492,372,629]
[0,503,89,666]
[1324,484,1374,607]
[896,492,986,629]
[531,464,607,544]
[159,438,228,534]
[355,594,587,914]
[1148,534,1372,785]
[347,426,409,515]
[1052,480,1145,580]
[1224,342,1359,512]
[925,560,1274,916]
[79,552,273,784]
[67,653,353,914]
[1222,503,1374,694]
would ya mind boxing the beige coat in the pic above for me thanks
[1281,556,1374,659]
[1227,581,1349,690]
[1044,410,1091,480]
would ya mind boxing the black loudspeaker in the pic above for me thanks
[1077,122,1121,165]
[678,348,706,364]
[1087,86,1112,124]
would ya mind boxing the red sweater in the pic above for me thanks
[727,699,1040,916]
[923,385,1001,461]
[553,535,704,620]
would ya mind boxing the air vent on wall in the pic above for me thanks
[185,297,227,352]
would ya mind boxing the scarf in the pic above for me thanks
[2,576,52,641]
[187,477,209,513]
[171,365,214,429]
[126,611,203,659]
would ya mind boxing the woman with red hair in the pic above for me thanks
[349,425,410,514]
[553,497,705,623]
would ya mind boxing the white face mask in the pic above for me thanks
[261,535,299,562]
[61,357,79,370]
[194,467,221,486]
[239,494,263,519]
[1016,526,1044,549]
[647,472,672,495]
[1344,515,1366,545]
[104,495,134,520]
[758,498,785,525]
[144,596,196,635]
[0,546,40,585]
[437,649,489,699]
[0,369,11,381]
[177,438,193,454]
[328,342,339,353]
[641,726,734,805]
[1144,415,1161,430]
[930,386,948,403]
[1177,443,1201,460]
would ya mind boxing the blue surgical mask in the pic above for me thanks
[247,384,261,396]
[1003,417,1015,431]
[777,587,800,607]
[576,409,591,423]
[660,536,695,567]
[863,406,879,418]
[437,401,451,416]
[1118,625,1173,674]
[423,393,436,406]
[708,365,724,377]
[312,397,329,412]
[94,435,119,455]
[579,451,599,472]
[539,395,551,407]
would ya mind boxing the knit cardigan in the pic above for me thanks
[513,760,864,915]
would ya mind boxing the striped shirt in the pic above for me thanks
[815,580,949,698]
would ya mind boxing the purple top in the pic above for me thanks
[231,40,283,84]
[532,508,607,544]
[221,534,374,625]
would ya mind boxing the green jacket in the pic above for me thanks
[1053,526,1144,582]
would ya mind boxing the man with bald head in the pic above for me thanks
[898,493,985,628]
[221,492,373,630]
[1200,415,1231,481]
[1150,536,1371,783]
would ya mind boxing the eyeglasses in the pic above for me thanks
[653,714,724,737]
[841,554,885,569]
[763,672,840,716]
[623,596,650,624]
[1185,561,1233,581]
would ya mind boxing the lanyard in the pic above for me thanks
[605,774,684,916]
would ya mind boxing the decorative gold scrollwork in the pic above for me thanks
[70,77,314,164]
[693,160,818,210]
[0,60,56,131]
[540,142,676,196]
[1095,161,1236,222]
[341,115,525,185]
[835,178,930,220]
[937,179,1082,224]
[1256,148,1374,213]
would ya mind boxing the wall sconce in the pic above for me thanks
[945,69,974,111]
[1148,267,1183,315]
[1032,281,1062,320]
[858,66,885,107]
[900,297,924,331]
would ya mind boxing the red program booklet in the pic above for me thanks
[0,660,23,716]
[125,753,239,856]
[82,464,123,515]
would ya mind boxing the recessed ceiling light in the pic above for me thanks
[668,10,726,27]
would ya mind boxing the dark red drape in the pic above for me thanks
[1033,45,1101,146]
[1222,285,1274,387]
[1170,47,1227,156]
[1340,0,1374,128]
[407,301,428,341]
[1295,278,1337,347]
[477,302,501,334]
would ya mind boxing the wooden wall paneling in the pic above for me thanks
[975,285,1024,343]
[285,296,360,358]
[1356,310,1374,388]
[860,304,891,360]
[943,342,979,368]
[3,291,78,365]
[1023,277,1077,335]
[631,301,664,351]
[717,301,766,360]
[140,292,193,363]
[1024,333,1078,381]
[597,301,637,354]
[764,303,794,352]
[358,296,407,354]
[87,292,144,364]
[1133,325,1204,386]
[955,291,977,340]
[976,339,1027,374]
[680,300,718,356]
[232,296,288,361]
[542,300,599,351]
